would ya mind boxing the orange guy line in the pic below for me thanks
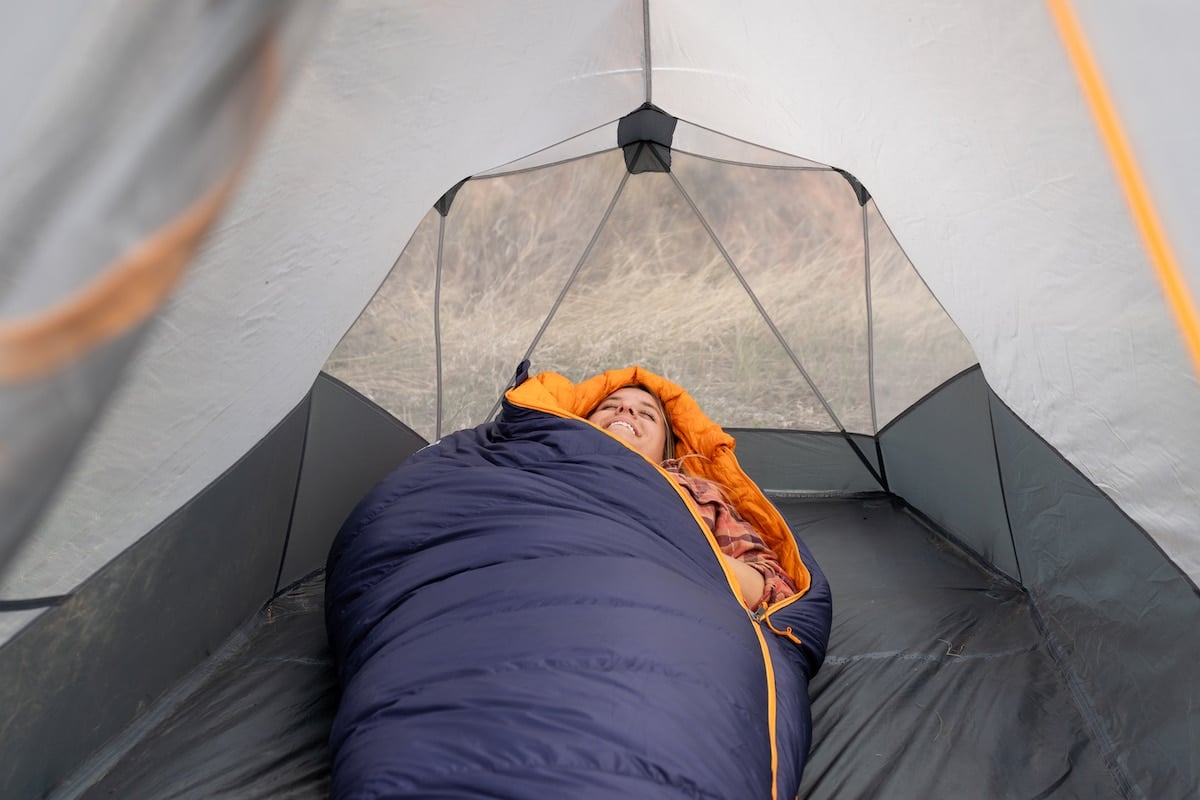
[1047,0,1200,377]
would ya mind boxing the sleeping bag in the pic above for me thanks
[325,365,832,799]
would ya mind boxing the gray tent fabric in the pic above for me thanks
[8,1,1198,604]
[7,449,1142,800]
[880,368,1018,581]
[0,0,323,579]
[990,391,1200,798]
[731,429,882,495]
[793,498,1120,799]
[0,400,309,799]
[4,373,1196,798]
[278,374,428,591]
[59,574,336,800]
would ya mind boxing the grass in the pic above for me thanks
[324,148,977,441]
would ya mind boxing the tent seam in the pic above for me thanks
[272,391,314,595]
[864,202,878,436]
[674,116,833,167]
[898,500,1023,587]
[986,386,1200,598]
[1025,599,1141,799]
[876,363,981,438]
[862,202,889,491]
[435,213,446,438]
[0,595,70,611]
[672,150,832,172]
[485,164,634,422]
[660,153,845,430]
[660,149,885,489]
[983,388,1023,585]
[642,0,652,104]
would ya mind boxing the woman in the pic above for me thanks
[586,384,798,610]
[326,364,830,799]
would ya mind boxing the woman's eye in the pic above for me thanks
[641,411,655,420]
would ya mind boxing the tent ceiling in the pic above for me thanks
[5,0,1198,606]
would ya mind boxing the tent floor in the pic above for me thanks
[70,498,1121,799]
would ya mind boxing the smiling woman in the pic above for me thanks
[585,380,796,610]
[586,384,674,461]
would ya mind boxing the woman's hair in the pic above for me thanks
[634,384,677,462]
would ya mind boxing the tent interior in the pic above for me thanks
[2,3,1199,800]
[9,370,1172,800]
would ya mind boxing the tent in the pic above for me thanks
[2,1,1198,797]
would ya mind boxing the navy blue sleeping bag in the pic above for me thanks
[325,374,832,799]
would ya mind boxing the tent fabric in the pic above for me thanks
[2,3,1199,798]
[727,429,882,495]
[989,387,1200,798]
[8,1,1199,615]
[324,367,832,798]
[792,497,1123,799]
[48,494,1122,800]
[3,369,1193,798]
[67,574,337,800]
[0,397,311,800]
[0,0,323,577]
[277,372,428,590]
[880,367,1017,581]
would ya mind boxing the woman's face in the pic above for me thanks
[587,387,668,462]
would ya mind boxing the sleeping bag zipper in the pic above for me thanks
[504,393,786,800]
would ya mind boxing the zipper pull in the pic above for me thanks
[758,604,803,646]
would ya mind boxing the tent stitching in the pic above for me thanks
[984,386,1200,598]
[1026,599,1139,799]
[984,387,1024,586]
[434,213,446,439]
[642,0,652,104]
[484,161,634,423]
[273,394,314,596]
[659,149,884,487]
[862,202,890,491]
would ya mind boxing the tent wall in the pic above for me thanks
[789,497,1120,799]
[879,368,1018,580]
[0,398,309,799]
[878,367,1200,798]
[277,373,427,589]
[0,0,323,580]
[991,393,1200,799]
[0,373,427,798]
[731,430,881,495]
[73,575,336,800]
[5,366,1194,798]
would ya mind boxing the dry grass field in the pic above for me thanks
[325,147,977,442]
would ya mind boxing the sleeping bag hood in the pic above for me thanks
[507,364,814,604]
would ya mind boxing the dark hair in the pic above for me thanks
[633,384,677,461]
